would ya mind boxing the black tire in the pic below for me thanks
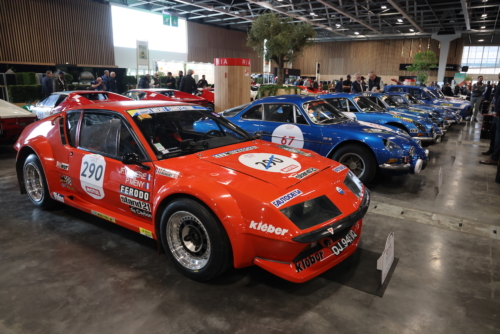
[331,144,377,183]
[159,198,232,281]
[23,154,58,209]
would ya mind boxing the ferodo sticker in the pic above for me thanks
[120,195,151,212]
[120,185,150,201]
[271,124,304,148]
[91,210,115,223]
[139,227,153,238]
[239,153,301,174]
[271,189,302,208]
[295,250,325,273]
[80,154,106,199]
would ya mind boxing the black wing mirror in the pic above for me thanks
[121,153,150,171]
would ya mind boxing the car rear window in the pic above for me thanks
[78,93,109,101]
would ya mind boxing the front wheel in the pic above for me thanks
[159,198,232,281]
[331,145,377,183]
[23,154,59,209]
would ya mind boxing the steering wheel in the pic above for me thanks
[202,130,223,139]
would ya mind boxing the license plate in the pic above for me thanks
[331,230,358,256]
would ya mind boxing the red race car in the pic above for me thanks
[0,99,37,144]
[14,100,369,283]
[124,89,214,111]
[29,91,132,120]
[297,86,328,95]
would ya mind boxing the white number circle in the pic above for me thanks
[271,124,304,148]
[80,154,106,199]
[238,153,301,173]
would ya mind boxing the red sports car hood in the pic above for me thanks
[196,141,334,189]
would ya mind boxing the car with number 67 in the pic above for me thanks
[14,100,370,283]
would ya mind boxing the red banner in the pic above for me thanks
[214,58,251,66]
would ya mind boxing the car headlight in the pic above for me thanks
[413,121,427,132]
[384,139,404,155]
[344,170,363,198]
[280,195,342,230]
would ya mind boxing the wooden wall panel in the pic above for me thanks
[0,0,115,66]
[187,22,262,73]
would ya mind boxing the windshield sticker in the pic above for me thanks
[333,165,347,173]
[293,167,318,180]
[80,154,106,200]
[212,146,258,158]
[272,124,304,148]
[156,167,180,179]
[127,105,207,117]
[278,145,313,156]
[271,189,303,208]
[239,153,301,174]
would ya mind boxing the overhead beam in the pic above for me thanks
[460,0,471,30]
[315,0,382,34]
[386,0,425,33]
[169,0,254,22]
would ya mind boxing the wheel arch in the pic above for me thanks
[386,121,410,133]
[16,146,37,194]
[327,139,380,164]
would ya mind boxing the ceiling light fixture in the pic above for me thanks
[354,31,359,35]
[336,23,341,27]
[397,18,403,22]
[482,14,487,17]
[381,6,387,9]
[479,39,484,42]
[409,28,414,32]
[481,26,486,28]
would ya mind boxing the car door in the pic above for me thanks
[67,109,154,223]
[231,103,263,136]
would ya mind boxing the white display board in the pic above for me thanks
[157,61,185,76]
[377,232,395,285]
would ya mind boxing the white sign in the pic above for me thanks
[271,124,304,148]
[80,154,106,199]
[137,40,149,66]
[238,153,301,173]
[377,232,395,285]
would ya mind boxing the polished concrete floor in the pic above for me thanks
[0,122,499,334]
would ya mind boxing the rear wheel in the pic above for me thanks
[160,198,232,281]
[23,154,58,209]
[331,145,377,183]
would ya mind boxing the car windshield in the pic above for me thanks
[406,94,424,104]
[382,95,402,107]
[424,89,439,99]
[353,96,385,112]
[434,89,445,98]
[303,100,348,124]
[223,103,251,117]
[130,106,253,159]
[159,91,175,97]
[390,95,408,106]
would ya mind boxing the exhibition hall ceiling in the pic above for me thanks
[96,0,499,43]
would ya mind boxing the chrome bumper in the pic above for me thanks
[379,163,411,171]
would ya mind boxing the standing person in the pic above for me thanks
[90,77,105,91]
[178,69,196,94]
[55,71,67,92]
[443,83,454,96]
[41,71,53,97]
[454,84,460,96]
[107,72,117,93]
[360,76,368,92]
[165,72,176,89]
[177,71,184,90]
[313,79,319,89]
[335,78,344,93]
[481,72,500,164]
[470,75,485,122]
[197,75,208,88]
[342,75,352,93]
[303,77,311,87]
[484,81,493,102]
[351,73,363,93]
[368,71,383,92]
[152,73,160,88]
[101,70,110,90]
[138,74,151,89]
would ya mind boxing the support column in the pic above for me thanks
[214,58,251,113]
[431,32,461,85]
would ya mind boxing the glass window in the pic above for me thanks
[264,104,295,123]
[353,97,384,112]
[302,100,347,124]
[66,110,81,147]
[223,103,250,117]
[325,98,349,112]
[55,95,67,107]
[295,107,308,125]
[40,95,59,107]
[124,92,145,100]
[462,46,500,73]
[242,104,263,120]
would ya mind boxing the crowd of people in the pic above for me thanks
[478,73,500,168]
[329,72,384,93]
[137,70,209,94]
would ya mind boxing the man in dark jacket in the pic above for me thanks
[41,71,53,97]
[343,75,352,93]
[335,78,343,93]
[484,81,493,101]
[197,75,208,88]
[177,71,184,90]
[368,71,383,92]
[481,72,500,165]
[179,69,196,94]
[351,73,363,93]
[165,72,176,89]
[470,75,485,122]
[55,71,67,92]
[138,74,151,89]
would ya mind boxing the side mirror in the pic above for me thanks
[121,153,150,170]
[253,132,262,139]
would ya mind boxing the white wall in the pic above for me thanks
[114,47,187,70]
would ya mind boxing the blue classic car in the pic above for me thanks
[211,95,428,183]
[360,92,447,132]
[385,85,469,118]
[316,93,442,144]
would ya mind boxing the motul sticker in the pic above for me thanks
[239,153,301,174]
[80,154,106,199]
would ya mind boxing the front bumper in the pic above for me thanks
[379,162,411,171]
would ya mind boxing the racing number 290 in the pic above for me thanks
[81,161,103,181]
[255,156,284,168]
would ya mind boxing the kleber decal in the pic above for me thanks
[331,230,358,255]
[120,195,151,212]
[80,154,106,199]
[271,189,303,208]
[53,192,64,203]
[139,227,153,238]
[239,153,301,174]
[278,145,312,157]
[156,167,180,179]
[120,185,150,201]
[333,165,347,173]
[249,221,288,235]
[56,161,69,171]
[271,124,304,149]
[212,146,258,158]
[295,251,325,273]
[294,167,318,180]
[91,210,115,223]
[130,207,152,220]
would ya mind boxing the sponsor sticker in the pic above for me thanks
[248,221,288,235]
[212,146,258,158]
[331,230,358,256]
[53,192,64,203]
[127,105,207,117]
[271,124,304,149]
[293,167,318,179]
[130,206,152,220]
[357,121,395,132]
[271,189,303,208]
[56,161,69,171]
[139,227,153,238]
[336,187,345,195]
[120,184,150,201]
[120,195,151,212]
[91,210,116,223]
[120,167,151,190]
[333,165,347,173]
[156,167,180,179]
[239,153,301,174]
[80,154,106,199]
[295,250,325,273]
[59,174,76,191]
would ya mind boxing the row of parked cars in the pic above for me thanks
[5,84,466,283]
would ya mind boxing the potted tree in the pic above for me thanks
[407,50,438,86]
